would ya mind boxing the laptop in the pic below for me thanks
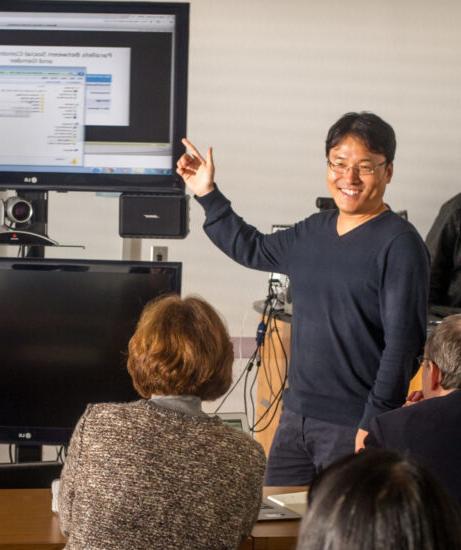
[216,412,250,433]
[258,498,302,521]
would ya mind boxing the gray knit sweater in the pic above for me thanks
[59,400,266,549]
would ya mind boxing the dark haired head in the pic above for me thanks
[297,449,461,550]
[325,112,396,164]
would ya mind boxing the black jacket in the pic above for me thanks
[426,193,461,308]
[365,390,461,506]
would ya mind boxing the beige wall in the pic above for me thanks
[1,0,461,444]
[4,0,460,331]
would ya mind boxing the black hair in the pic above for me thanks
[325,112,396,163]
[297,449,461,550]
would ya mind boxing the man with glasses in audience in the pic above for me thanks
[177,112,430,486]
[365,314,461,505]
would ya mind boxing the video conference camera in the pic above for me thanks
[0,197,33,227]
[0,194,57,247]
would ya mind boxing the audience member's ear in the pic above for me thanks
[404,390,424,406]
[430,361,442,390]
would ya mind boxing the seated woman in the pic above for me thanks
[59,295,266,550]
[297,449,461,550]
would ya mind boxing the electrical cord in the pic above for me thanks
[214,282,275,416]
[244,282,289,433]
[214,278,289,432]
[248,360,259,427]
[251,315,288,432]
[260,326,278,399]
[213,349,257,414]
[251,389,284,433]
[246,304,275,426]
[56,446,66,463]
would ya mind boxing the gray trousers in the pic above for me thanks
[264,407,356,486]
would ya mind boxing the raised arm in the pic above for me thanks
[176,138,296,275]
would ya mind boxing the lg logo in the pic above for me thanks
[18,432,32,439]
[23,176,38,184]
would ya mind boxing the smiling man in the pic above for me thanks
[177,112,430,486]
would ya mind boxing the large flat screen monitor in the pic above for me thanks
[0,1,188,193]
[0,258,182,447]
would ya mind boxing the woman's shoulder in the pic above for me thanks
[208,418,266,463]
[82,399,147,423]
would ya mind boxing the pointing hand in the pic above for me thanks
[176,138,215,197]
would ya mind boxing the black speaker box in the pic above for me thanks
[119,194,189,238]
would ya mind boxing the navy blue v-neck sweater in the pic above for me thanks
[197,188,430,430]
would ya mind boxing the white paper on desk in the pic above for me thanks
[267,491,308,516]
[51,479,60,513]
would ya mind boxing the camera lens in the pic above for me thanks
[5,197,33,224]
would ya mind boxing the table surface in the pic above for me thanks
[0,486,306,549]
[0,488,64,545]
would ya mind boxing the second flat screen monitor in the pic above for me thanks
[0,259,182,446]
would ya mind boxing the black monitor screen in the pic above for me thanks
[0,1,188,193]
[0,258,181,445]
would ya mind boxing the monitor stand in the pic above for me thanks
[0,228,58,248]
[15,445,42,463]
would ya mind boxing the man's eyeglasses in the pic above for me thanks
[327,159,387,176]
[417,355,431,366]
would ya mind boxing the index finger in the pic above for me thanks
[182,138,206,164]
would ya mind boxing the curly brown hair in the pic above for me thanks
[127,294,234,400]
